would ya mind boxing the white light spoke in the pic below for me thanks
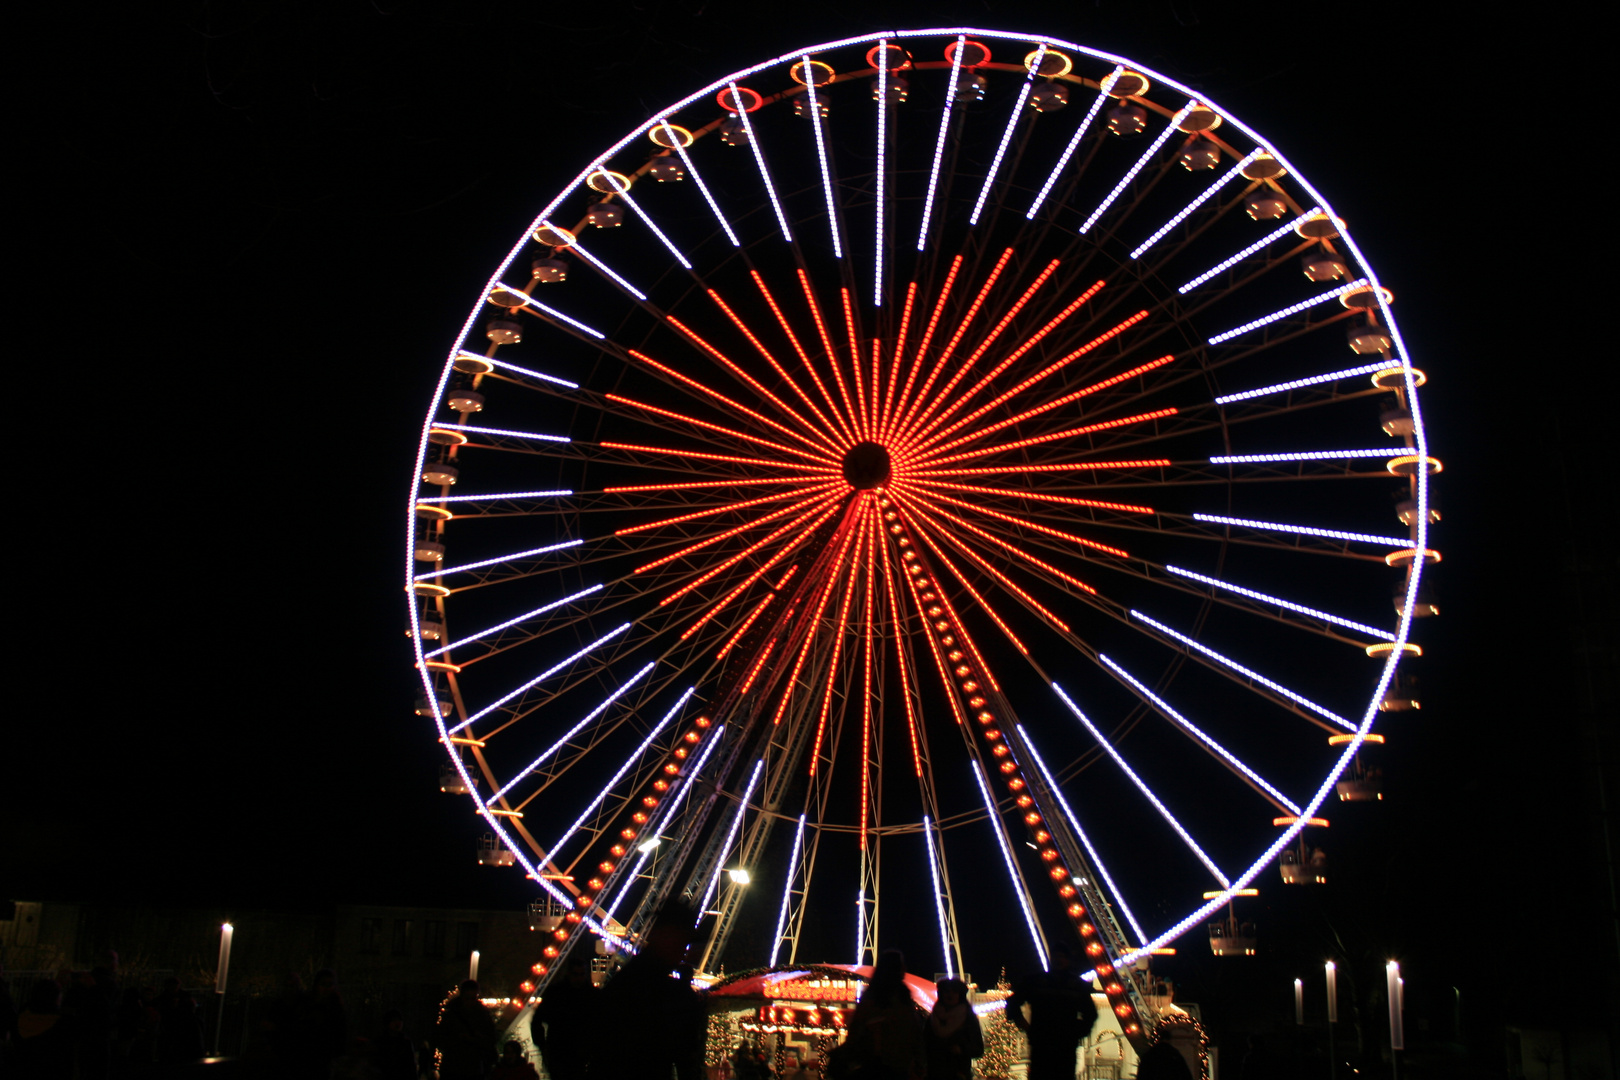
[661,120,741,248]
[1018,729,1148,944]
[696,758,766,920]
[490,660,656,802]
[1166,565,1395,640]
[542,686,695,862]
[456,350,580,388]
[417,538,583,580]
[970,760,1048,970]
[1027,67,1121,219]
[801,56,842,258]
[455,623,632,731]
[732,84,793,242]
[917,36,967,251]
[1050,684,1231,887]
[1214,362,1390,404]
[425,584,604,658]
[873,42,887,307]
[564,235,649,300]
[595,170,693,269]
[1178,210,1321,293]
[1079,100,1198,235]
[508,293,605,340]
[769,813,808,966]
[1208,278,1368,344]
[923,815,954,978]
[1191,513,1411,547]
[417,489,572,503]
[1210,447,1408,465]
[1100,655,1302,814]
[435,422,570,443]
[1129,611,1354,730]
[1130,149,1262,259]
[969,45,1041,226]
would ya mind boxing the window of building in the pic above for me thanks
[454,921,478,960]
[359,917,383,956]
[391,919,413,958]
[423,920,446,959]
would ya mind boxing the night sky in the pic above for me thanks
[15,0,1615,1055]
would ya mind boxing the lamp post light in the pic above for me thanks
[1386,960,1405,1080]
[213,923,234,1057]
[1294,978,1305,1025]
[470,949,481,983]
[1326,960,1339,1080]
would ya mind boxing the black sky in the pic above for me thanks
[13,0,1616,1044]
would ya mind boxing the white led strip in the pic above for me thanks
[416,489,572,503]
[1210,447,1408,465]
[971,760,1049,969]
[1166,565,1396,640]
[969,44,1043,226]
[917,36,967,251]
[1214,362,1391,404]
[490,660,656,802]
[594,170,692,269]
[731,83,793,242]
[660,120,741,248]
[1208,278,1368,345]
[1019,728,1149,944]
[1130,611,1354,730]
[456,350,580,388]
[873,41,888,307]
[454,623,632,732]
[1191,513,1411,548]
[1130,149,1262,259]
[1178,211,1321,293]
[696,758,766,919]
[923,814,954,977]
[564,235,648,300]
[435,422,570,443]
[508,294,604,340]
[801,56,842,258]
[1079,100,1198,234]
[1050,683,1231,887]
[417,538,583,580]
[425,584,604,658]
[1100,655,1302,814]
[769,813,808,966]
[1027,67,1121,219]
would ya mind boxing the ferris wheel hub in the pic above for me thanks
[841,441,891,490]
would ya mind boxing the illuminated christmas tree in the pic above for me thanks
[976,969,1023,1080]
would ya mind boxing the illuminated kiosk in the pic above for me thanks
[405,27,1438,1063]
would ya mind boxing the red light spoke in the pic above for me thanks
[909,480,1153,515]
[617,484,836,537]
[909,521,1030,655]
[890,501,1002,692]
[906,492,1099,595]
[917,458,1170,478]
[897,249,1013,439]
[798,270,862,437]
[841,289,871,438]
[679,498,842,639]
[637,488,835,575]
[718,592,777,658]
[738,638,778,695]
[626,349,835,454]
[606,394,839,466]
[890,258,963,432]
[604,477,825,494]
[601,441,840,474]
[666,316,834,452]
[909,489,1130,558]
[878,282,918,442]
[870,340,882,444]
[899,495,1073,631]
[751,271,859,447]
[877,521,924,776]
[773,512,863,726]
[860,502,876,843]
[708,288,852,448]
[809,510,867,774]
[924,407,1179,467]
[660,498,837,608]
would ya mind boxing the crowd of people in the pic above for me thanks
[2,920,1188,1079]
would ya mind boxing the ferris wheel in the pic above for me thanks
[405,27,1437,1041]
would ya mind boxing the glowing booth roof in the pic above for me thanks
[704,963,939,1010]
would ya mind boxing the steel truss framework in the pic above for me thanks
[405,28,1435,1049]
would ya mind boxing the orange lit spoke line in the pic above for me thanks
[904,255,1059,443]
[895,494,1074,632]
[626,349,840,456]
[916,457,1171,479]
[601,441,841,476]
[751,271,859,448]
[904,490,1100,595]
[877,282,918,442]
[808,508,869,773]
[616,485,839,537]
[877,520,925,777]
[894,249,1013,440]
[605,394,841,467]
[659,493,843,608]
[707,287,852,450]
[665,316,836,453]
[899,502,1031,655]
[635,488,838,575]
[860,500,876,845]
[603,476,833,495]
[870,340,883,444]
[797,270,862,438]
[908,479,1154,516]
[923,408,1180,469]
[919,352,1176,461]
[904,488,1130,558]
[903,306,1148,458]
[678,498,842,641]
[841,289,871,438]
[719,592,777,659]
[772,511,864,727]
[887,258,963,438]
[738,637,778,695]
[891,510,990,715]
[891,502,1001,692]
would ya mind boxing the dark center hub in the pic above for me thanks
[842,441,891,490]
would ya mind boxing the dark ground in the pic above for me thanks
[10,1,1615,1073]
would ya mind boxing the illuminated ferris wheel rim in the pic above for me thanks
[405,24,1434,974]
